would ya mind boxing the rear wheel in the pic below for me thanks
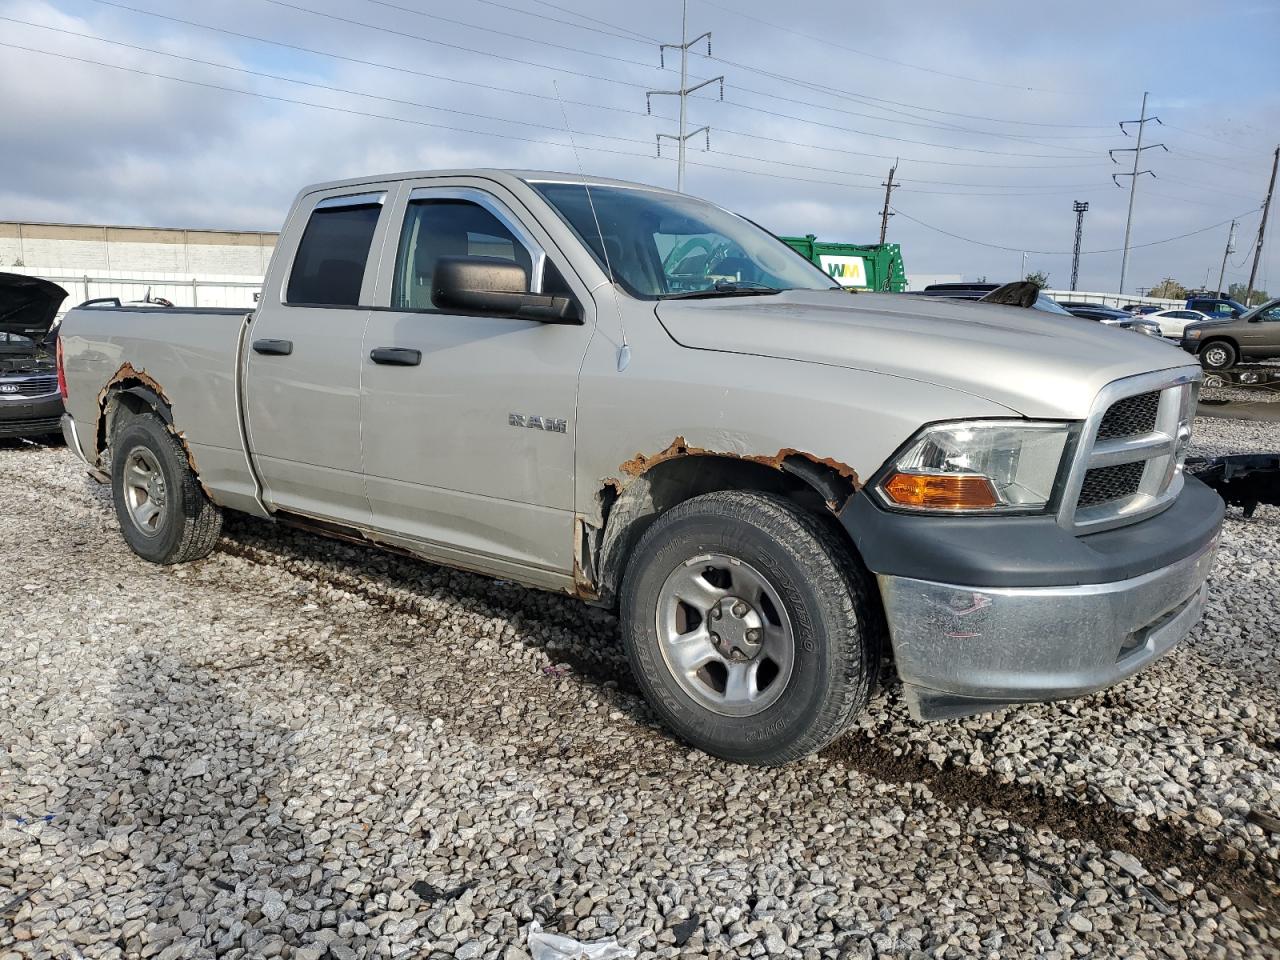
[620,491,881,765]
[111,412,222,564]
[1199,340,1237,370]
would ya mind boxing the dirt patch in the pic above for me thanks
[822,734,1280,924]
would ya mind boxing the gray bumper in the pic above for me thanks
[878,535,1219,720]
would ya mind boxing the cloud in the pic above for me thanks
[1,0,1276,293]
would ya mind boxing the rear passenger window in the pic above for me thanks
[287,201,382,306]
[392,199,532,311]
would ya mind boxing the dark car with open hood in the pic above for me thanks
[0,272,69,439]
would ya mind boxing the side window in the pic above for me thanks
[392,199,533,310]
[1259,305,1280,322]
[286,201,382,306]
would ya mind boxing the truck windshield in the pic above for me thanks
[530,181,838,300]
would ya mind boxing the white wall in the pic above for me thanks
[1,221,276,313]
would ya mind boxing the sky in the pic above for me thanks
[1,0,1277,295]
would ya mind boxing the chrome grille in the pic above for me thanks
[1060,371,1199,533]
[0,375,59,397]
[1096,390,1159,440]
[1078,462,1146,508]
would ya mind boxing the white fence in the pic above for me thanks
[6,265,263,314]
[1044,289,1184,310]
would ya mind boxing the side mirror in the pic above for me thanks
[432,256,581,324]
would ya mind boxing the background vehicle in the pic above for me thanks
[780,234,907,292]
[1059,302,1163,336]
[0,272,68,438]
[1146,308,1212,339]
[58,169,1221,764]
[1182,298,1280,369]
[1123,304,1162,316]
[1186,297,1247,319]
[916,282,1073,314]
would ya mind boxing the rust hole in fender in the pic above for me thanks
[614,435,861,509]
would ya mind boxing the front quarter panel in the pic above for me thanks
[573,299,1017,525]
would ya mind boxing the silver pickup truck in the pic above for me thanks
[57,169,1223,764]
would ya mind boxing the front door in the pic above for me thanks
[1240,301,1280,357]
[359,183,594,582]
[243,187,392,526]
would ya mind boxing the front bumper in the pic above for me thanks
[0,392,64,438]
[878,534,1218,720]
[842,477,1225,721]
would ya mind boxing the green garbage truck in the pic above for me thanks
[782,235,907,293]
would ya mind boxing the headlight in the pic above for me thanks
[878,420,1074,514]
[1186,329,1204,339]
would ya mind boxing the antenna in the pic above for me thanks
[552,80,630,371]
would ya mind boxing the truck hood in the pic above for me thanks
[0,273,68,340]
[655,289,1197,419]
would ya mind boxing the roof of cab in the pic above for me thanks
[294,169,679,199]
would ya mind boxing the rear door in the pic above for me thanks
[358,180,595,585]
[243,186,396,525]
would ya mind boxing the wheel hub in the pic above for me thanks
[709,596,764,661]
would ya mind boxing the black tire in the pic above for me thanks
[620,491,881,765]
[1199,340,1237,371]
[110,412,222,564]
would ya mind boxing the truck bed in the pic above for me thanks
[60,305,263,514]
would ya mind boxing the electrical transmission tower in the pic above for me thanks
[878,159,900,245]
[1070,200,1089,291]
[1110,92,1166,295]
[646,0,723,192]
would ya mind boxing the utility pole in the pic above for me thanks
[646,0,723,192]
[1216,219,1237,296]
[878,159,900,244]
[1246,145,1279,306]
[1110,92,1166,295]
[1070,200,1089,291]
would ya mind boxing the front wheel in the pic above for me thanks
[111,412,222,564]
[1199,340,1237,370]
[620,491,881,765]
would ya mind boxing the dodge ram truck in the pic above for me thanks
[58,170,1224,765]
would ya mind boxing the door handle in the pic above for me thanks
[252,338,293,356]
[370,347,422,366]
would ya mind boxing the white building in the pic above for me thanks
[0,220,277,311]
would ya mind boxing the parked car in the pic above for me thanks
[1145,308,1214,339]
[1186,297,1248,319]
[917,282,1074,315]
[1122,304,1162,316]
[0,272,68,438]
[58,169,1222,764]
[1181,297,1280,369]
[1057,302,1163,337]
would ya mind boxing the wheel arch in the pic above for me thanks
[588,450,866,607]
[94,365,210,499]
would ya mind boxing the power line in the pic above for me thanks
[701,54,1120,145]
[274,0,1118,156]
[461,0,652,46]
[82,0,1114,163]
[0,16,656,148]
[890,204,1260,256]
[0,38,1101,201]
[262,0,662,72]
[692,0,1102,97]
[1,16,1115,193]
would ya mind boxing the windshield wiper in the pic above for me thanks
[661,280,784,300]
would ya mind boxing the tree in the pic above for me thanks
[1149,277,1188,299]
[1024,270,1050,289]
[1228,281,1271,306]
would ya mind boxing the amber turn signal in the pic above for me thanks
[882,471,1000,510]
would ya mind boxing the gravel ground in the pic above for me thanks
[2,417,1278,960]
